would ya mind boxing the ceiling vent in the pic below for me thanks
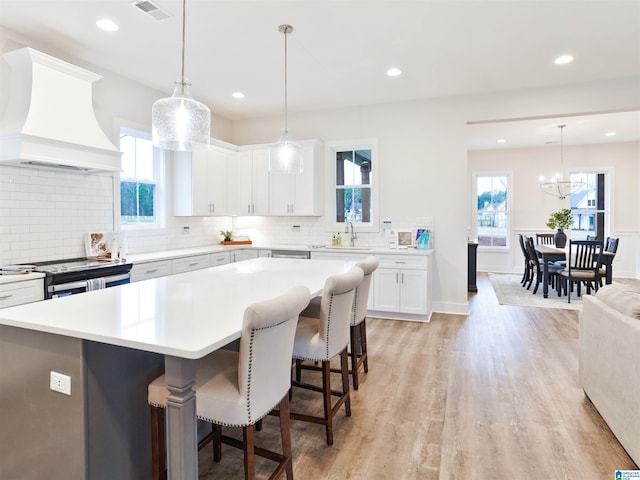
[131,0,171,21]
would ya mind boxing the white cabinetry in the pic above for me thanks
[130,260,172,282]
[234,149,269,215]
[210,252,231,267]
[310,251,371,309]
[269,142,323,216]
[0,279,43,308]
[174,145,233,216]
[171,254,211,274]
[231,249,259,263]
[372,255,430,320]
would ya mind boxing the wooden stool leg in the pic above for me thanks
[213,424,222,462]
[150,406,166,480]
[278,396,294,480]
[360,320,368,373]
[243,424,256,480]
[295,359,303,382]
[340,348,351,417]
[322,360,334,446]
[349,324,359,390]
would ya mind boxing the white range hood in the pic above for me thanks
[0,48,121,173]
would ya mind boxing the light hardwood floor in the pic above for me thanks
[200,274,638,479]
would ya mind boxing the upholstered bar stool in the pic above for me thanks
[298,256,379,390]
[288,266,364,446]
[148,286,311,480]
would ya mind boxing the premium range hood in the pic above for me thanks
[0,48,121,173]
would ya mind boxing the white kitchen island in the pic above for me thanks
[0,258,355,480]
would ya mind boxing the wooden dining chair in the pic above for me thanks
[596,237,619,286]
[536,233,555,246]
[147,286,311,480]
[559,240,603,303]
[525,236,563,295]
[518,234,533,287]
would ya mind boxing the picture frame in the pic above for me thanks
[397,230,413,247]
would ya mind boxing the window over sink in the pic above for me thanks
[329,138,379,232]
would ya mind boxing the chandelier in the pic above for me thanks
[151,0,211,151]
[268,25,303,173]
[539,124,584,199]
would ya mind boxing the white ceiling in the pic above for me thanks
[1,0,639,149]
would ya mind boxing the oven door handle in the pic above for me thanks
[48,273,130,293]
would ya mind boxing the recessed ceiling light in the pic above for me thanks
[497,139,506,144]
[96,18,119,32]
[605,132,617,137]
[554,54,574,65]
[232,92,245,99]
[386,68,402,77]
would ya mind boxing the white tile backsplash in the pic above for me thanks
[0,165,115,264]
[1,164,432,265]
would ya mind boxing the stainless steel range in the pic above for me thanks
[31,258,132,299]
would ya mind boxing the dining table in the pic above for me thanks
[0,257,357,480]
[534,244,566,298]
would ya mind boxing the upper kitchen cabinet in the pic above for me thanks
[269,140,324,216]
[174,144,233,216]
[232,148,270,216]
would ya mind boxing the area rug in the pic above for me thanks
[488,273,582,311]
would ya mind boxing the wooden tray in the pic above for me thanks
[221,240,253,245]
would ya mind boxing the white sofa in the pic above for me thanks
[579,283,640,466]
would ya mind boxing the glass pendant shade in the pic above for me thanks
[152,81,211,151]
[269,129,303,173]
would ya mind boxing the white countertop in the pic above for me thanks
[0,258,355,359]
[0,272,45,285]
[127,243,433,264]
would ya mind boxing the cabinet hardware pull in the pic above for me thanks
[401,272,404,283]
[212,203,215,213]
[189,262,198,267]
[0,294,13,300]
[146,269,159,274]
[394,261,407,264]
[396,272,399,283]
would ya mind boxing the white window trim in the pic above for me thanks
[472,170,512,250]
[570,167,614,239]
[325,138,379,233]
[119,126,166,231]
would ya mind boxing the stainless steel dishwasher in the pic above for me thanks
[270,250,311,259]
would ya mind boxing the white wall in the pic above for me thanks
[469,141,640,278]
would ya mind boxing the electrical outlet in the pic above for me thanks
[50,371,71,395]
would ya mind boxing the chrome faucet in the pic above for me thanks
[346,221,358,247]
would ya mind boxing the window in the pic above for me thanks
[570,172,607,240]
[120,129,162,228]
[475,174,509,247]
[335,148,372,224]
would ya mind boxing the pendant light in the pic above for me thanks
[152,0,210,151]
[539,124,584,199]
[268,24,303,173]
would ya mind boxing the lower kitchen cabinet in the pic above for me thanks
[371,254,432,322]
[171,254,211,274]
[210,251,231,267]
[0,278,44,308]
[231,249,259,263]
[130,260,172,282]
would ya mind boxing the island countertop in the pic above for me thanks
[0,258,355,359]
